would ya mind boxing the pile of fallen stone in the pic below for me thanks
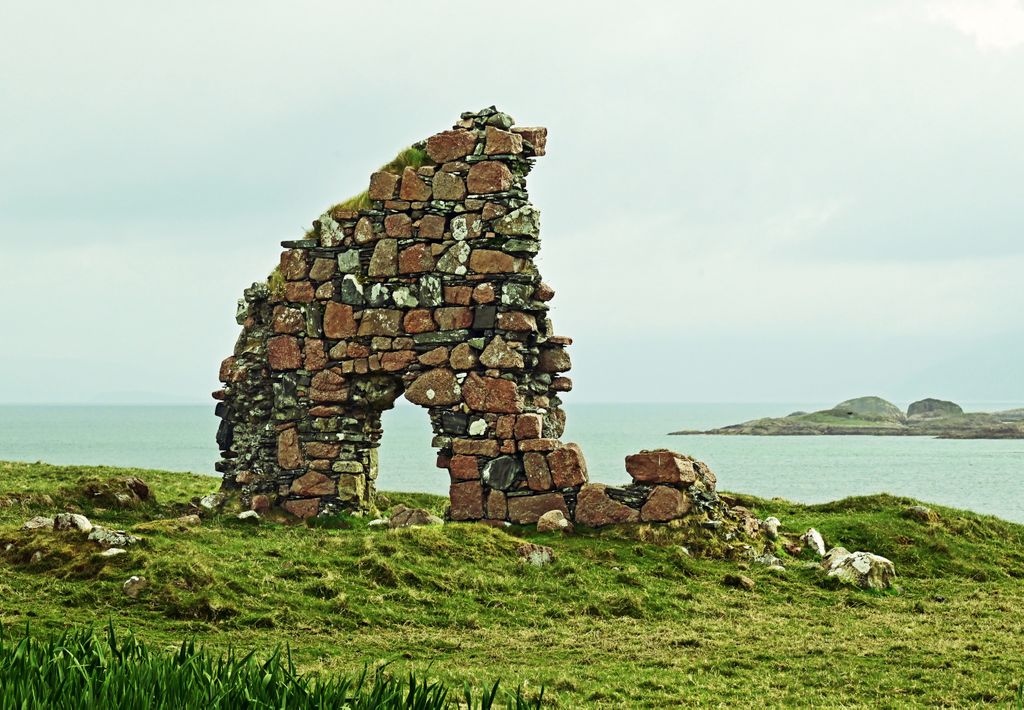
[749,517,897,590]
[17,513,140,559]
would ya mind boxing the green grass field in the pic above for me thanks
[2,460,1023,707]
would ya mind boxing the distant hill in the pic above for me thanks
[672,396,1024,439]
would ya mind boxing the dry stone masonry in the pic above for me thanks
[213,107,750,533]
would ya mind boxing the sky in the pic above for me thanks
[1,0,1023,405]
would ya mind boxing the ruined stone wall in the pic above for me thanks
[215,107,584,522]
[213,107,749,532]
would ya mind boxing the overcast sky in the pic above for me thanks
[2,1,1023,405]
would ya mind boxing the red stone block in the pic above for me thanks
[449,455,480,481]
[506,492,568,524]
[434,306,473,330]
[277,428,303,469]
[323,302,357,338]
[290,471,336,496]
[384,213,412,237]
[426,130,477,162]
[303,339,327,372]
[444,285,473,305]
[484,126,523,155]
[398,243,435,274]
[399,167,432,201]
[283,498,319,519]
[625,449,698,485]
[381,350,416,372]
[452,438,500,457]
[467,161,513,194]
[462,373,522,414]
[449,481,485,520]
[575,484,639,527]
[279,249,309,280]
[403,309,436,334]
[523,453,553,491]
[640,486,692,522]
[267,335,302,370]
[512,126,547,156]
[547,443,588,487]
[514,414,543,440]
[418,214,446,239]
[368,171,399,200]
[284,281,315,304]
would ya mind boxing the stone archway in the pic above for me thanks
[213,107,748,533]
[214,107,585,523]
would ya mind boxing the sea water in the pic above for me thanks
[0,403,1021,522]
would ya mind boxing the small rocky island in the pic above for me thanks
[672,396,1024,439]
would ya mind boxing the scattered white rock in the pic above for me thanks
[99,548,127,558]
[536,510,573,534]
[754,551,784,568]
[199,493,226,511]
[88,528,140,548]
[123,576,148,598]
[30,551,43,563]
[800,528,826,557]
[367,518,389,528]
[54,513,93,533]
[822,546,851,569]
[21,516,54,531]
[516,542,554,567]
[823,550,897,590]
[761,517,781,539]
[236,510,260,522]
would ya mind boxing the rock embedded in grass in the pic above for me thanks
[723,574,756,591]
[761,516,781,539]
[516,542,554,567]
[823,550,897,590]
[21,516,54,531]
[388,505,443,529]
[536,509,573,533]
[800,528,826,556]
[53,513,92,533]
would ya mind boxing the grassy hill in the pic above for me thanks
[1,460,1023,707]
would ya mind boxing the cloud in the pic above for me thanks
[928,0,1024,51]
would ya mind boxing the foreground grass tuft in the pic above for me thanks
[0,624,538,710]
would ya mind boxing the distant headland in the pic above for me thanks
[671,396,1024,439]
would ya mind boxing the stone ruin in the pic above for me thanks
[214,107,754,532]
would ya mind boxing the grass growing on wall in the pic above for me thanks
[330,146,432,214]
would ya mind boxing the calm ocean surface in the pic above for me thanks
[1,403,1022,522]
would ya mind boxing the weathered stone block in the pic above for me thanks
[290,471,335,496]
[507,492,568,524]
[575,484,640,527]
[546,443,588,487]
[267,336,302,370]
[368,171,399,200]
[625,449,699,486]
[426,130,477,162]
[357,309,402,336]
[283,498,319,519]
[404,368,461,406]
[323,302,357,338]
[467,161,513,193]
[432,171,466,200]
[484,125,523,155]
[449,481,484,520]
[399,167,431,201]
[462,373,521,413]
